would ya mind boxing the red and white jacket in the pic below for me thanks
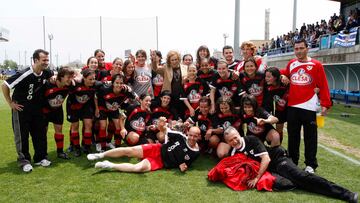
[281,58,331,111]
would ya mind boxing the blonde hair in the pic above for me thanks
[166,50,181,68]
[240,41,257,55]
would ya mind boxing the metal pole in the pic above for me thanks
[48,34,53,68]
[156,16,159,50]
[24,51,27,67]
[234,0,240,60]
[100,16,103,49]
[43,16,46,50]
[292,0,297,32]
[18,51,21,66]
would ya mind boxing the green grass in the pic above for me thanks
[0,86,359,202]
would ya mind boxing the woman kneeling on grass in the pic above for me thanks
[87,118,201,173]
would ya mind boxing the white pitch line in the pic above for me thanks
[283,128,360,166]
[318,144,360,166]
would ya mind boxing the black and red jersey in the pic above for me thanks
[97,84,137,112]
[150,104,175,126]
[240,72,265,106]
[125,105,151,137]
[263,85,288,113]
[209,72,244,102]
[188,109,213,136]
[180,78,209,115]
[42,81,70,113]
[213,113,242,135]
[67,81,102,110]
[197,69,217,85]
[152,70,164,98]
[242,108,272,137]
[97,70,112,83]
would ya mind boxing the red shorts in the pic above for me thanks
[142,143,164,171]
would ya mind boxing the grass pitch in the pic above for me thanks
[0,90,359,202]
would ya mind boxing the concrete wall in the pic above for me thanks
[266,44,360,68]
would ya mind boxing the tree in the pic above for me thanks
[0,59,18,70]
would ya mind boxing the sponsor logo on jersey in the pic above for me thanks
[75,95,90,104]
[290,68,313,85]
[273,95,287,108]
[48,95,65,108]
[105,101,120,111]
[168,141,180,152]
[130,117,146,131]
[152,74,164,86]
[219,87,233,99]
[248,83,263,96]
[136,72,151,84]
[188,89,201,103]
[248,122,265,134]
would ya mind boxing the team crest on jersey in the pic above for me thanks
[222,121,232,130]
[184,154,190,161]
[306,65,313,70]
[130,117,146,131]
[136,73,150,84]
[248,84,263,96]
[75,95,90,104]
[200,124,207,131]
[248,122,264,134]
[48,95,65,108]
[152,74,164,85]
[219,87,233,99]
[290,68,312,85]
[105,102,120,111]
[152,119,159,126]
[189,89,201,103]
[183,148,188,152]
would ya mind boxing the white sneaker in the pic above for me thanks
[96,143,102,152]
[87,153,104,161]
[22,164,33,172]
[304,166,315,174]
[35,159,51,167]
[95,160,113,169]
[106,142,116,149]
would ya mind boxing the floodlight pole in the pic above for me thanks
[48,34,54,68]
[234,0,240,60]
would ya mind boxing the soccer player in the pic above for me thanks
[2,49,53,172]
[281,38,332,173]
[87,119,201,173]
[43,66,75,159]
[96,74,138,150]
[223,126,358,203]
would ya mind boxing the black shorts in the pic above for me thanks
[98,110,120,120]
[67,103,94,122]
[247,123,275,142]
[45,108,64,125]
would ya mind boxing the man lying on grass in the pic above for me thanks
[87,117,201,173]
[214,126,358,203]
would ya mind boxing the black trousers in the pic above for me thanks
[12,109,48,167]
[270,147,353,202]
[287,107,318,169]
